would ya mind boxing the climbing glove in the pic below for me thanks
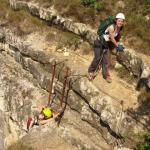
[116,44,124,52]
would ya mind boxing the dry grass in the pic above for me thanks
[7,142,34,150]
[122,0,150,55]
[0,0,82,50]
[1,0,150,55]
[0,0,48,36]
[46,29,81,49]
[34,0,108,27]
[115,66,137,84]
[138,91,150,105]
[0,0,81,41]
[123,13,150,55]
[51,0,150,55]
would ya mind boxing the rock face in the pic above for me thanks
[122,51,143,77]
[0,1,149,149]
[0,111,8,150]
[0,24,148,150]
[0,36,111,150]
[18,109,111,150]
[9,0,97,44]
[0,49,49,148]
[8,0,149,89]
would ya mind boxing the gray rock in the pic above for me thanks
[123,51,144,77]
[1,1,150,148]
[1,30,146,143]
[0,110,7,150]
[28,2,40,16]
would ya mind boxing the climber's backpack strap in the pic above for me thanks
[97,16,115,37]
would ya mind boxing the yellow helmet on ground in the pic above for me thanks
[42,108,52,118]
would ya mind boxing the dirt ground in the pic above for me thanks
[25,31,140,111]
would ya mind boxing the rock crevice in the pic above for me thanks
[8,0,150,89]
[0,26,147,148]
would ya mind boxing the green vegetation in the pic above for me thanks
[122,132,150,149]
[138,90,150,104]
[136,132,150,150]
[34,0,150,55]
[126,90,150,149]
[94,2,105,12]
[123,0,150,55]
[114,65,137,84]
[80,0,105,12]
[0,0,49,36]
[80,0,96,7]
[46,29,81,49]
[0,0,82,50]
[1,0,150,55]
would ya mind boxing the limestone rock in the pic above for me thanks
[0,111,8,150]
[123,51,144,77]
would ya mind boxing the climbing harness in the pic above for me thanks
[95,49,107,75]
[88,48,107,81]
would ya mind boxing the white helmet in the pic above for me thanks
[116,13,125,20]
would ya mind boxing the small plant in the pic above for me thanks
[138,91,150,103]
[80,0,96,7]
[45,32,56,42]
[144,0,150,4]
[143,7,150,15]
[115,65,137,84]
[136,132,150,150]
[94,2,105,11]
[56,42,64,50]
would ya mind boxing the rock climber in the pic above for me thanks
[88,13,125,83]
[27,105,60,131]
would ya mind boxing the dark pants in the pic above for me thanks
[88,38,115,79]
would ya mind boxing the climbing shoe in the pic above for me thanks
[88,72,96,81]
[106,77,112,83]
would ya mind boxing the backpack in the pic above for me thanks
[97,16,115,37]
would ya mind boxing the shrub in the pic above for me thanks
[94,2,105,11]
[143,7,150,15]
[80,0,96,7]
[136,132,150,150]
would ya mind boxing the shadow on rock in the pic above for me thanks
[126,90,150,130]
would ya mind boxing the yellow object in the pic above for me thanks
[42,108,52,118]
